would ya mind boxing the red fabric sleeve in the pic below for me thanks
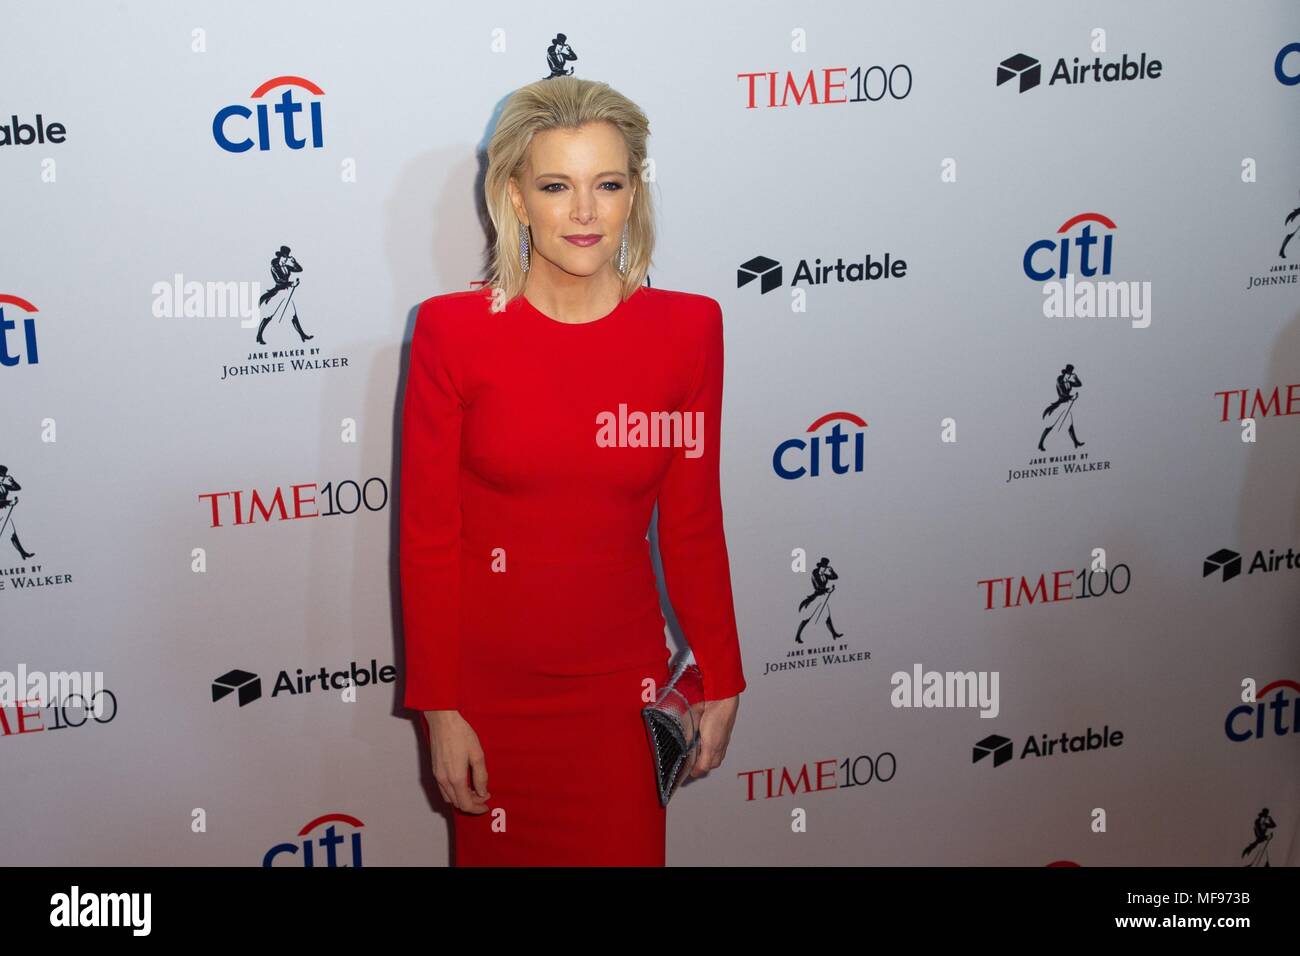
[656,297,748,701]
[399,299,464,711]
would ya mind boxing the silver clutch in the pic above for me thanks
[641,657,704,807]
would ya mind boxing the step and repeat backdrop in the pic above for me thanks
[3,1,1298,866]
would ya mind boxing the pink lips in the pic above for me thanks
[563,234,602,246]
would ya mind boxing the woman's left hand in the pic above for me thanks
[688,695,739,777]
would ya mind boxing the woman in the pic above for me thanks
[399,76,747,866]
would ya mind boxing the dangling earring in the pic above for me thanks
[617,222,629,275]
[518,223,530,272]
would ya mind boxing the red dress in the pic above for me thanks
[399,283,748,866]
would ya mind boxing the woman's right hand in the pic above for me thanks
[424,710,490,813]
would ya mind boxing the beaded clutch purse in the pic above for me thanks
[641,657,705,807]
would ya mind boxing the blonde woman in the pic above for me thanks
[399,76,746,865]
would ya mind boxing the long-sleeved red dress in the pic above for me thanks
[399,282,747,866]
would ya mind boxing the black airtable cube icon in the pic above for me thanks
[997,54,1041,93]
[738,255,782,294]
[212,668,262,706]
[973,734,1014,767]
[1203,548,1242,581]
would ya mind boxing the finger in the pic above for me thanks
[452,775,478,813]
[691,742,714,777]
[462,762,492,812]
[469,753,489,798]
[427,731,452,806]
[440,771,474,812]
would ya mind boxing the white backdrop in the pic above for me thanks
[2,0,1298,866]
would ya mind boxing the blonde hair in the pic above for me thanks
[483,76,654,303]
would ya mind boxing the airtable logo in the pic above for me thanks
[0,114,67,146]
[772,411,867,480]
[737,250,906,295]
[997,55,1042,92]
[213,75,325,153]
[738,256,782,294]
[974,725,1124,768]
[211,669,261,706]
[1203,545,1300,582]
[997,50,1163,93]
[211,659,396,708]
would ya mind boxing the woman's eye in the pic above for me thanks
[540,182,622,192]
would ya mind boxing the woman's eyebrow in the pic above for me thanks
[535,170,627,179]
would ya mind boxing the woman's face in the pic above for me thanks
[508,121,635,281]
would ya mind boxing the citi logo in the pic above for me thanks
[974,725,1124,767]
[738,252,906,294]
[1224,679,1300,742]
[1,294,41,367]
[997,51,1162,93]
[263,812,365,867]
[1203,546,1300,582]
[213,75,325,153]
[772,411,867,480]
[1024,212,1116,281]
[1277,42,1300,85]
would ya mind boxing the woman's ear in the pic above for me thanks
[506,177,527,226]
